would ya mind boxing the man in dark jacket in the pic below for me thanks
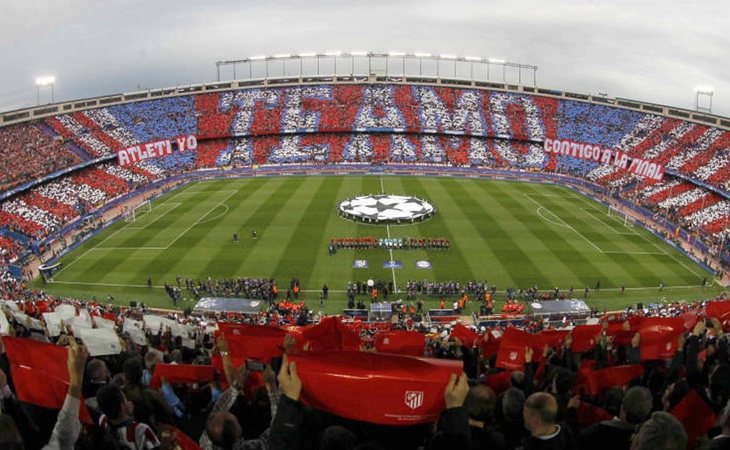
[465,384,507,450]
[497,387,529,450]
[519,392,576,450]
[578,386,652,450]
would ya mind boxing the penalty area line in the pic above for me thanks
[524,194,605,254]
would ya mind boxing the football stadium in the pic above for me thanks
[1,3,730,449]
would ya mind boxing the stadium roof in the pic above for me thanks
[0,0,727,115]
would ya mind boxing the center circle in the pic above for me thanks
[338,194,435,224]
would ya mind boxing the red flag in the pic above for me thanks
[288,351,462,425]
[210,355,265,398]
[606,322,636,346]
[570,325,603,352]
[374,330,425,356]
[496,328,540,371]
[449,324,479,347]
[479,332,502,359]
[2,337,92,423]
[707,301,730,330]
[218,323,286,363]
[670,389,718,448]
[639,317,685,360]
[680,312,699,331]
[585,364,644,395]
[298,317,362,351]
[149,364,216,389]
[537,330,570,349]
[484,370,512,395]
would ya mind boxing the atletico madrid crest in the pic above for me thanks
[405,391,424,410]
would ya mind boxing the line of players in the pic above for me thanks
[329,237,450,251]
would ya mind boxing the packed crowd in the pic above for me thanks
[0,122,81,191]
[4,82,730,185]
[0,236,22,265]
[0,274,729,449]
[3,83,730,265]
[0,162,161,241]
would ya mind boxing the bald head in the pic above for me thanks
[206,411,242,449]
[523,392,558,435]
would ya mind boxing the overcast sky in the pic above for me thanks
[1,0,727,117]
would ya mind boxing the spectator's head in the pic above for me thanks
[549,367,574,396]
[503,387,526,421]
[464,385,496,424]
[0,414,23,449]
[123,357,144,385]
[87,358,110,384]
[111,372,127,387]
[620,386,653,425]
[205,411,242,449]
[320,425,357,450]
[523,392,558,435]
[630,412,687,450]
[169,349,182,364]
[510,371,526,389]
[144,350,160,371]
[97,384,132,421]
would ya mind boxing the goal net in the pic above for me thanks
[607,205,635,228]
[124,200,152,222]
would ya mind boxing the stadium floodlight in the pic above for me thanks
[273,54,291,59]
[488,58,505,64]
[414,52,432,58]
[325,50,342,57]
[695,86,714,113]
[249,55,267,61]
[439,54,457,59]
[35,76,55,86]
[388,51,405,57]
[35,75,56,105]
[464,56,482,62]
[298,52,317,57]
[349,51,369,56]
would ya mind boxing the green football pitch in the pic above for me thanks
[35,175,724,314]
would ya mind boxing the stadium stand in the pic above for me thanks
[0,122,81,191]
[0,276,729,449]
[2,82,730,267]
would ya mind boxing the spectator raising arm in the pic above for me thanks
[43,338,89,450]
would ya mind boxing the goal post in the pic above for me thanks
[607,205,634,228]
[124,200,152,222]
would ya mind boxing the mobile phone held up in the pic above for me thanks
[245,360,265,371]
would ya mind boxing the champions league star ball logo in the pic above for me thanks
[405,391,424,410]
[338,194,435,224]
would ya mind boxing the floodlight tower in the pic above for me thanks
[35,76,55,105]
[695,86,713,114]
